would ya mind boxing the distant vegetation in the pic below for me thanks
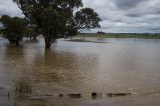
[78,33,160,39]
[97,31,105,34]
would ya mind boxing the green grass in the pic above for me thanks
[77,33,160,39]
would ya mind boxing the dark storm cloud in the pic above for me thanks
[113,0,146,10]
[125,13,142,17]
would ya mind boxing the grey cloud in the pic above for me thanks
[0,0,23,17]
[0,0,160,33]
[82,0,160,33]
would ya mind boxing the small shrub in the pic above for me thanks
[15,80,32,93]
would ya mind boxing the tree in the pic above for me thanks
[0,15,27,46]
[75,8,101,30]
[13,0,102,48]
[24,24,38,41]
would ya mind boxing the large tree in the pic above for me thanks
[13,0,102,48]
[0,15,27,46]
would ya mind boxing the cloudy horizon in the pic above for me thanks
[0,0,160,33]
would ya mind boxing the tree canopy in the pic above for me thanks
[0,15,27,45]
[13,0,102,48]
[75,8,101,30]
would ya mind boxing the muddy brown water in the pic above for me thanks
[0,37,160,106]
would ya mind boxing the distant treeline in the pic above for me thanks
[79,33,160,39]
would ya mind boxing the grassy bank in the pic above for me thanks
[77,33,160,39]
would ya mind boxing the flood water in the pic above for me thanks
[0,37,160,106]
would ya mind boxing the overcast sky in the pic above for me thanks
[0,0,160,33]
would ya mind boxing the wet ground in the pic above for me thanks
[0,37,160,106]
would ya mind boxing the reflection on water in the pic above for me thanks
[0,38,160,105]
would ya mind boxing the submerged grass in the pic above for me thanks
[66,39,107,43]
[15,80,32,93]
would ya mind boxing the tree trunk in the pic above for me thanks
[15,40,19,46]
[32,35,37,41]
[70,36,73,40]
[44,36,51,49]
[30,36,32,40]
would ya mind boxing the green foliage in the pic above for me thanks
[40,7,64,38]
[13,0,102,48]
[66,26,78,38]
[75,8,102,30]
[0,15,27,45]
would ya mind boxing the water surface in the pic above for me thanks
[0,38,160,106]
